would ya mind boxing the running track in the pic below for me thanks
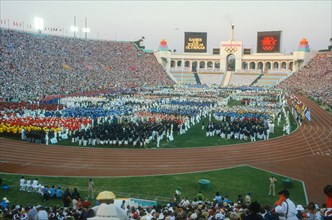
[1,95,331,204]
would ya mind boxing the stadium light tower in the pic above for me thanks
[34,17,44,33]
[82,17,90,40]
[71,16,79,38]
[71,26,79,37]
[82,28,90,39]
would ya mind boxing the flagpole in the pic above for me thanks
[85,17,87,40]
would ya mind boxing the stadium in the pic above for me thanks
[0,3,332,220]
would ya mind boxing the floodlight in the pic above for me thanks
[82,27,90,33]
[34,17,44,31]
[70,26,79,32]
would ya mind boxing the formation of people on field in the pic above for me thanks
[0,86,293,147]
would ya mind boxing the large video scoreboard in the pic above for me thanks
[257,31,282,53]
[184,32,207,53]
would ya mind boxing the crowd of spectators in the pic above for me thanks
[0,28,174,101]
[277,52,332,108]
[1,185,332,220]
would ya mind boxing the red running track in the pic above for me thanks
[1,95,331,204]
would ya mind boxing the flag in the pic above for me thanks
[305,108,311,122]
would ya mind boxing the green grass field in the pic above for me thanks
[0,166,306,208]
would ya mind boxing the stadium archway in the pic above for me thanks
[226,54,236,71]
[289,62,293,71]
[200,61,205,69]
[242,62,248,69]
[250,62,256,69]
[258,62,263,70]
[265,62,271,70]
[192,61,197,72]
[177,60,182,67]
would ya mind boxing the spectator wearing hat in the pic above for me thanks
[296,204,306,219]
[274,189,298,220]
[89,191,128,220]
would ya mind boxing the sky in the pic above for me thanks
[1,0,331,53]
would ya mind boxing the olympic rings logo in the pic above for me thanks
[225,47,237,53]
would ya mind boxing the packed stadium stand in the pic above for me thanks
[0,29,174,101]
[277,52,332,107]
